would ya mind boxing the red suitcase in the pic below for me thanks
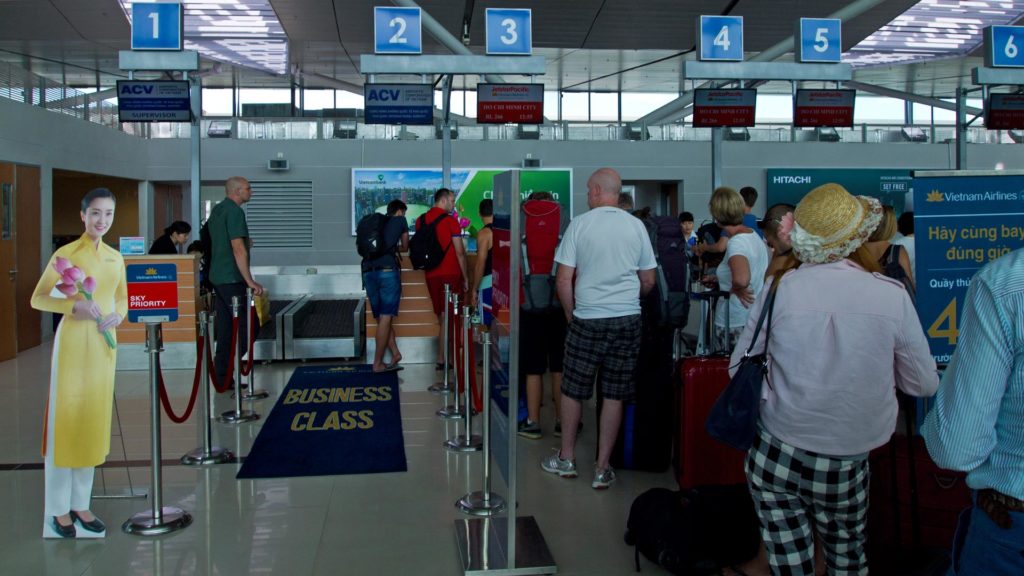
[674,356,748,488]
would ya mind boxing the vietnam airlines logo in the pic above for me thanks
[327,366,356,372]
[145,267,159,275]
[926,190,944,202]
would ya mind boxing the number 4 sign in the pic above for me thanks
[486,8,532,55]
[697,15,744,62]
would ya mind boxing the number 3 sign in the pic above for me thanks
[486,9,532,55]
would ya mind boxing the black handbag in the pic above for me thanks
[705,282,778,451]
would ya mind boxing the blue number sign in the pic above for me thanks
[986,25,1024,68]
[698,16,744,61]
[797,18,842,63]
[374,6,422,54]
[486,9,532,55]
[131,2,183,51]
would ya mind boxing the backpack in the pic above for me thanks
[695,220,725,269]
[520,199,564,311]
[650,215,690,328]
[198,221,213,290]
[882,244,916,306]
[409,211,451,271]
[624,485,762,575]
[355,213,392,260]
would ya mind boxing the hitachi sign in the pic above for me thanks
[120,84,155,95]
[773,176,812,184]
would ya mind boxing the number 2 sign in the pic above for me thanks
[486,9,532,55]
[698,16,744,62]
[374,6,422,54]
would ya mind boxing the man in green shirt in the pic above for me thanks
[208,176,264,385]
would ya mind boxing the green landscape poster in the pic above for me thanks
[351,168,572,235]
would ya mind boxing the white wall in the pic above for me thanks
[3,100,1023,267]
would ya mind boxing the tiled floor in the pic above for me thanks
[0,342,676,576]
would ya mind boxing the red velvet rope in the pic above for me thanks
[206,316,239,393]
[154,335,204,424]
[451,305,482,412]
[240,303,257,377]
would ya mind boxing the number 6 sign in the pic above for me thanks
[985,25,1024,68]
[486,8,532,55]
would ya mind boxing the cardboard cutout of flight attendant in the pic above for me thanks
[30,188,127,538]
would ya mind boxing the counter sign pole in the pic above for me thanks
[123,263,192,535]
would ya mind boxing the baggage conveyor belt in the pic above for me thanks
[284,297,365,360]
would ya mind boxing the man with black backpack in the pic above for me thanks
[357,199,408,372]
[412,188,468,370]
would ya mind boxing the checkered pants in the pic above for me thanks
[745,426,870,575]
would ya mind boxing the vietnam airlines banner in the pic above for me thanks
[914,171,1024,364]
[351,168,572,236]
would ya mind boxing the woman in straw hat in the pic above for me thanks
[729,183,938,573]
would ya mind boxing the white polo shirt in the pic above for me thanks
[554,206,657,319]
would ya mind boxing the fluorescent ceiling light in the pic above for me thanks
[119,0,288,75]
[844,0,1024,67]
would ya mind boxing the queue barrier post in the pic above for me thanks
[181,310,236,465]
[218,295,259,424]
[445,305,482,453]
[240,287,269,400]
[123,322,193,536]
[457,328,505,515]
[437,291,465,420]
[428,283,453,394]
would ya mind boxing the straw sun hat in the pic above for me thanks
[790,183,883,264]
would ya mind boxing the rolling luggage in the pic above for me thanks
[597,295,674,472]
[674,289,747,489]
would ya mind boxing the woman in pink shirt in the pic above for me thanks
[730,183,938,574]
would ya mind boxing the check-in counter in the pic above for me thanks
[115,254,202,370]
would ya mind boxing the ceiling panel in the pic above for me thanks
[0,0,1005,106]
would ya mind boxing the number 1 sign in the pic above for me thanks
[131,2,183,51]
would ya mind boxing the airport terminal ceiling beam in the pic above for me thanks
[844,80,983,116]
[633,0,890,127]
[391,0,504,85]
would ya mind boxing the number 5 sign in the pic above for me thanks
[697,16,744,62]
[985,25,1024,67]
[486,9,532,55]
[796,18,842,63]
[374,6,422,54]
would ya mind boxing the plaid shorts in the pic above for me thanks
[561,314,641,402]
[745,426,870,575]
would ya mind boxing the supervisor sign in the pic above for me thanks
[117,80,191,122]
[363,83,433,125]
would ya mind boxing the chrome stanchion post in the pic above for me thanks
[182,311,236,465]
[457,329,505,515]
[218,295,259,424]
[123,322,193,535]
[240,287,269,400]
[428,284,452,394]
[446,306,483,452]
[437,292,464,419]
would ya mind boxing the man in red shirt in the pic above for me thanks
[416,188,469,369]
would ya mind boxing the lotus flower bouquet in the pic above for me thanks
[53,257,116,349]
